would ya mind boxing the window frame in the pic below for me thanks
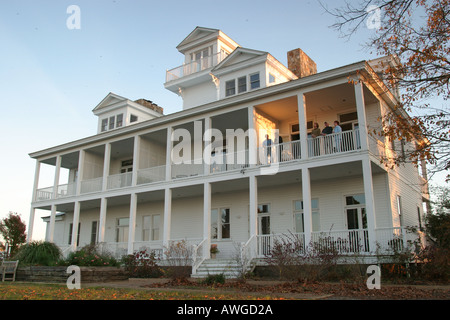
[249,72,260,90]
[293,199,320,232]
[225,80,236,97]
[211,207,231,240]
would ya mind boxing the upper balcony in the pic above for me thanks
[165,51,229,85]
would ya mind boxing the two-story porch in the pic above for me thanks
[29,77,427,276]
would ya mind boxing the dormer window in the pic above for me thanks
[250,73,260,89]
[117,114,123,128]
[225,80,236,97]
[238,76,247,93]
[130,114,138,123]
[109,116,115,130]
[101,119,108,132]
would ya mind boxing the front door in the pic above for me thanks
[258,204,271,255]
[346,207,369,252]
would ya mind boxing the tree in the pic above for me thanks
[0,212,27,256]
[321,0,450,181]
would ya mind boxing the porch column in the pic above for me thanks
[297,92,309,159]
[27,207,36,243]
[163,188,172,249]
[203,117,211,175]
[301,168,313,246]
[52,155,62,199]
[362,158,377,252]
[203,182,211,259]
[28,160,41,242]
[76,150,86,195]
[127,193,138,254]
[248,106,257,167]
[48,205,56,242]
[98,197,107,243]
[102,143,111,191]
[249,175,258,238]
[166,127,173,181]
[132,136,141,186]
[71,201,81,251]
[354,81,369,151]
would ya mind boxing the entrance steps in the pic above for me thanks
[191,259,251,279]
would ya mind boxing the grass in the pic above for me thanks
[0,283,284,300]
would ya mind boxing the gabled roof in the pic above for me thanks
[176,26,239,53]
[212,47,268,72]
[92,92,128,112]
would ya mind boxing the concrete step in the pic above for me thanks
[191,259,251,279]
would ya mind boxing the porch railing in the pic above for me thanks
[107,172,133,190]
[166,52,229,82]
[33,129,365,202]
[308,129,360,158]
[137,165,166,185]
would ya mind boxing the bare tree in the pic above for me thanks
[321,0,450,181]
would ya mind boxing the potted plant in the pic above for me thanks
[210,244,219,259]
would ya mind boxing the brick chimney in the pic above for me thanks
[134,99,164,115]
[287,48,317,78]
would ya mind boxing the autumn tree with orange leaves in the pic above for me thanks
[322,0,449,181]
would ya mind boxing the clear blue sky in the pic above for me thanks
[0,0,444,241]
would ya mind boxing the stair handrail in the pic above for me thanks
[192,238,208,275]
[241,235,256,273]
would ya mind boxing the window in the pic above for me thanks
[238,76,247,93]
[109,116,115,130]
[90,221,98,244]
[225,80,236,97]
[116,217,129,242]
[269,73,276,83]
[130,114,138,123]
[250,73,260,89]
[116,114,123,128]
[101,119,108,132]
[294,199,320,232]
[68,223,81,245]
[211,208,230,240]
[143,214,160,241]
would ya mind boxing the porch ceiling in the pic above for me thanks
[254,82,379,122]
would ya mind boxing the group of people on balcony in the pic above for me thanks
[311,121,345,155]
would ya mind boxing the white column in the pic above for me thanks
[249,175,258,238]
[297,92,309,159]
[27,207,36,243]
[52,155,62,199]
[98,197,107,243]
[102,143,111,191]
[163,188,172,248]
[28,160,41,242]
[48,205,57,243]
[354,81,369,151]
[71,201,81,251]
[203,182,211,259]
[301,168,313,246]
[76,150,85,195]
[127,193,138,254]
[248,106,257,166]
[203,117,211,175]
[132,136,141,186]
[362,158,377,252]
[166,127,173,181]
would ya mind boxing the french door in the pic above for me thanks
[346,207,370,252]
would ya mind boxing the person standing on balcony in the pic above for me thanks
[311,123,321,156]
[321,122,333,154]
[262,134,272,164]
[333,121,342,152]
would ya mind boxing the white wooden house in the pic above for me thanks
[28,27,429,276]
